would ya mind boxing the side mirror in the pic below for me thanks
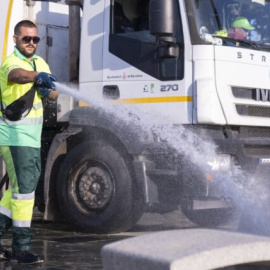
[149,0,174,37]
[149,0,179,58]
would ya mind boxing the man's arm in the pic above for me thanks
[8,68,38,84]
[8,67,59,100]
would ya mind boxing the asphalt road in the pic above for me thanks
[0,210,239,270]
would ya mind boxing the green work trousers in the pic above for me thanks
[0,146,41,252]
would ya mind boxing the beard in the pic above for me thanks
[16,44,37,58]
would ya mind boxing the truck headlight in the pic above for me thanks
[207,154,232,171]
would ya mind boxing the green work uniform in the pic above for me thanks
[0,47,50,252]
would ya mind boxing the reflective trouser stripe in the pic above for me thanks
[12,220,31,227]
[12,191,35,200]
[0,206,11,218]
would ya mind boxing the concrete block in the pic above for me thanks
[101,229,270,270]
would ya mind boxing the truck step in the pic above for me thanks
[146,169,178,179]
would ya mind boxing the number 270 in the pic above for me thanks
[160,84,179,91]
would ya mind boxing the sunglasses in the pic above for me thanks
[17,36,40,44]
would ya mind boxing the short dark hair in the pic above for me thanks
[14,20,37,35]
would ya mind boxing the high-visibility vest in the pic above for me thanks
[0,50,51,147]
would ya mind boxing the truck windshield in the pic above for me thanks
[186,0,270,51]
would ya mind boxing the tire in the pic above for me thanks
[181,197,235,227]
[56,140,144,234]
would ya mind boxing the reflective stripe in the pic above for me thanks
[33,102,43,110]
[79,96,193,107]
[13,220,31,228]
[0,205,11,218]
[0,115,43,125]
[12,191,35,200]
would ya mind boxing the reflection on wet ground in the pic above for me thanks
[0,210,236,270]
[0,221,127,270]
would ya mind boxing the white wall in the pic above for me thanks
[0,0,23,64]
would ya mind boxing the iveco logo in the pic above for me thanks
[256,88,270,102]
[259,158,270,164]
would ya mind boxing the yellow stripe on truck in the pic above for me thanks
[2,0,13,61]
[79,96,193,107]
[113,96,193,104]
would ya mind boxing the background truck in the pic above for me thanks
[1,0,270,233]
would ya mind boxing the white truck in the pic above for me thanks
[1,0,270,233]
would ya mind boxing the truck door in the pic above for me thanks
[46,26,69,83]
[36,24,70,122]
[102,0,193,124]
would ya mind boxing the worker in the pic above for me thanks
[215,16,254,40]
[0,20,59,264]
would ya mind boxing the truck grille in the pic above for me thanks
[232,87,254,99]
[244,145,270,156]
[233,87,270,118]
[236,105,270,118]
[232,88,270,157]
[246,127,270,137]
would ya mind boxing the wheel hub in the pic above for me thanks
[78,166,113,210]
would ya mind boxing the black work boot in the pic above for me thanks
[0,244,12,260]
[12,227,40,263]
[13,250,44,264]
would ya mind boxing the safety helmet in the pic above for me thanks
[231,17,255,30]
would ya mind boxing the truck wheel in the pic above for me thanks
[181,197,235,226]
[56,141,144,234]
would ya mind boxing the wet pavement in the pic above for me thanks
[0,210,238,270]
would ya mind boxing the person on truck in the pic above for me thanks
[0,20,58,264]
[215,16,254,40]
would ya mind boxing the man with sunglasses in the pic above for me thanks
[0,20,58,264]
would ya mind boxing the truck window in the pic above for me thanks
[109,0,184,81]
[186,0,270,49]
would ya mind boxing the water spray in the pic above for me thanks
[54,82,270,236]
